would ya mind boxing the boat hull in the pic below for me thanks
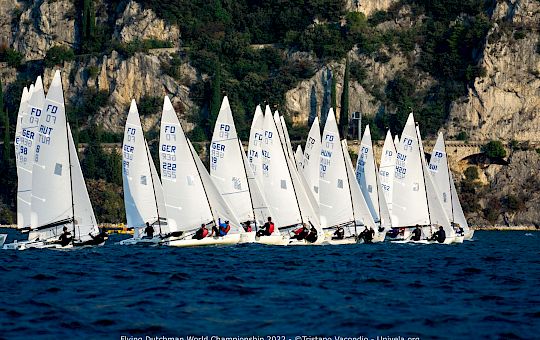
[2,240,73,250]
[464,230,474,241]
[323,237,357,245]
[165,234,241,247]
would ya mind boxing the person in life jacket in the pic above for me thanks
[58,226,72,247]
[410,225,422,241]
[243,221,253,233]
[193,224,210,240]
[256,217,275,237]
[305,226,318,243]
[144,222,154,238]
[218,221,231,236]
[359,226,374,243]
[332,226,345,240]
[291,223,309,240]
[429,226,446,243]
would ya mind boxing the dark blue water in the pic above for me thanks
[1,231,539,340]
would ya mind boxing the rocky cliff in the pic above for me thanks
[446,0,540,142]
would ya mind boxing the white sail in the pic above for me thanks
[14,85,31,229]
[188,139,241,231]
[146,141,169,233]
[301,117,321,203]
[429,132,469,232]
[319,108,355,228]
[279,115,295,163]
[379,131,396,216]
[394,134,400,145]
[260,109,303,228]
[159,96,213,232]
[392,113,430,227]
[29,71,97,241]
[68,125,99,241]
[343,140,377,231]
[450,175,469,230]
[18,79,45,230]
[294,145,303,169]
[428,133,453,219]
[355,125,380,221]
[240,140,275,229]
[247,105,264,185]
[210,96,253,223]
[122,100,163,237]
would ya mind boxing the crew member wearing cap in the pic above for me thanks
[218,220,231,236]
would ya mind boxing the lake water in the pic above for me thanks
[1,230,539,339]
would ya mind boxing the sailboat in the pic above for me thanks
[355,126,392,241]
[247,105,264,186]
[209,96,280,244]
[119,100,175,245]
[260,107,322,244]
[390,113,457,244]
[378,131,396,220]
[158,96,242,247]
[319,108,377,244]
[4,71,101,250]
[428,132,472,240]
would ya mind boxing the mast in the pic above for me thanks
[272,114,304,227]
[238,138,257,232]
[371,138,382,225]
[145,141,162,235]
[64,85,76,243]
[340,140,357,234]
[415,123,431,227]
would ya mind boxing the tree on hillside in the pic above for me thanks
[339,57,350,138]
[209,61,222,136]
[0,78,9,162]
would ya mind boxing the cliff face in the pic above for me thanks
[446,0,540,141]
[346,0,400,16]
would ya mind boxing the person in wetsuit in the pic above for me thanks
[243,221,253,233]
[89,228,108,245]
[256,217,275,237]
[410,225,422,241]
[193,224,209,240]
[305,226,318,243]
[144,222,154,238]
[332,226,344,240]
[429,226,446,243]
[291,224,309,240]
[58,226,72,246]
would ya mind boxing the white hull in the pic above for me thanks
[256,234,290,246]
[464,230,474,241]
[323,237,357,245]
[165,233,241,247]
[0,234,6,248]
[391,235,457,245]
[119,236,162,245]
[2,240,73,250]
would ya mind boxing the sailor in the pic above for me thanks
[305,226,318,243]
[243,221,253,233]
[193,224,209,240]
[360,226,374,243]
[332,226,344,240]
[144,222,154,238]
[387,227,399,238]
[89,228,108,245]
[58,226,72,246]
[410,225,422,241]
[429,226,446,243]
[218,220,231,236]
[291,224,309,240]
[454,223,464,236]
[256,217,275,237]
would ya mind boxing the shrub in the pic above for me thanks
[44,46,75,67]
[482,140,506,158]
[0,48,23,68]
[138,95,161,116]
[464,166,479,181]
[456,131,469,141]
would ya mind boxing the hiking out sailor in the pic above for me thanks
[305,226,318,243]
[89,228,108,245]
[359,226,375,243]
[193,224,210,240]
[243,221,253,233]
[332,226,344,240]
[217,220,231,236]
[256,217,275,237]
[58,226,72,246]
[387,227,399,238]
[411,225,422,241]
[429,226,446,243]
[144,222,154,238]
[291,224,309,240]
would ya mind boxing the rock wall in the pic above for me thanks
[446,0,540,142]
[346,0,400,16]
